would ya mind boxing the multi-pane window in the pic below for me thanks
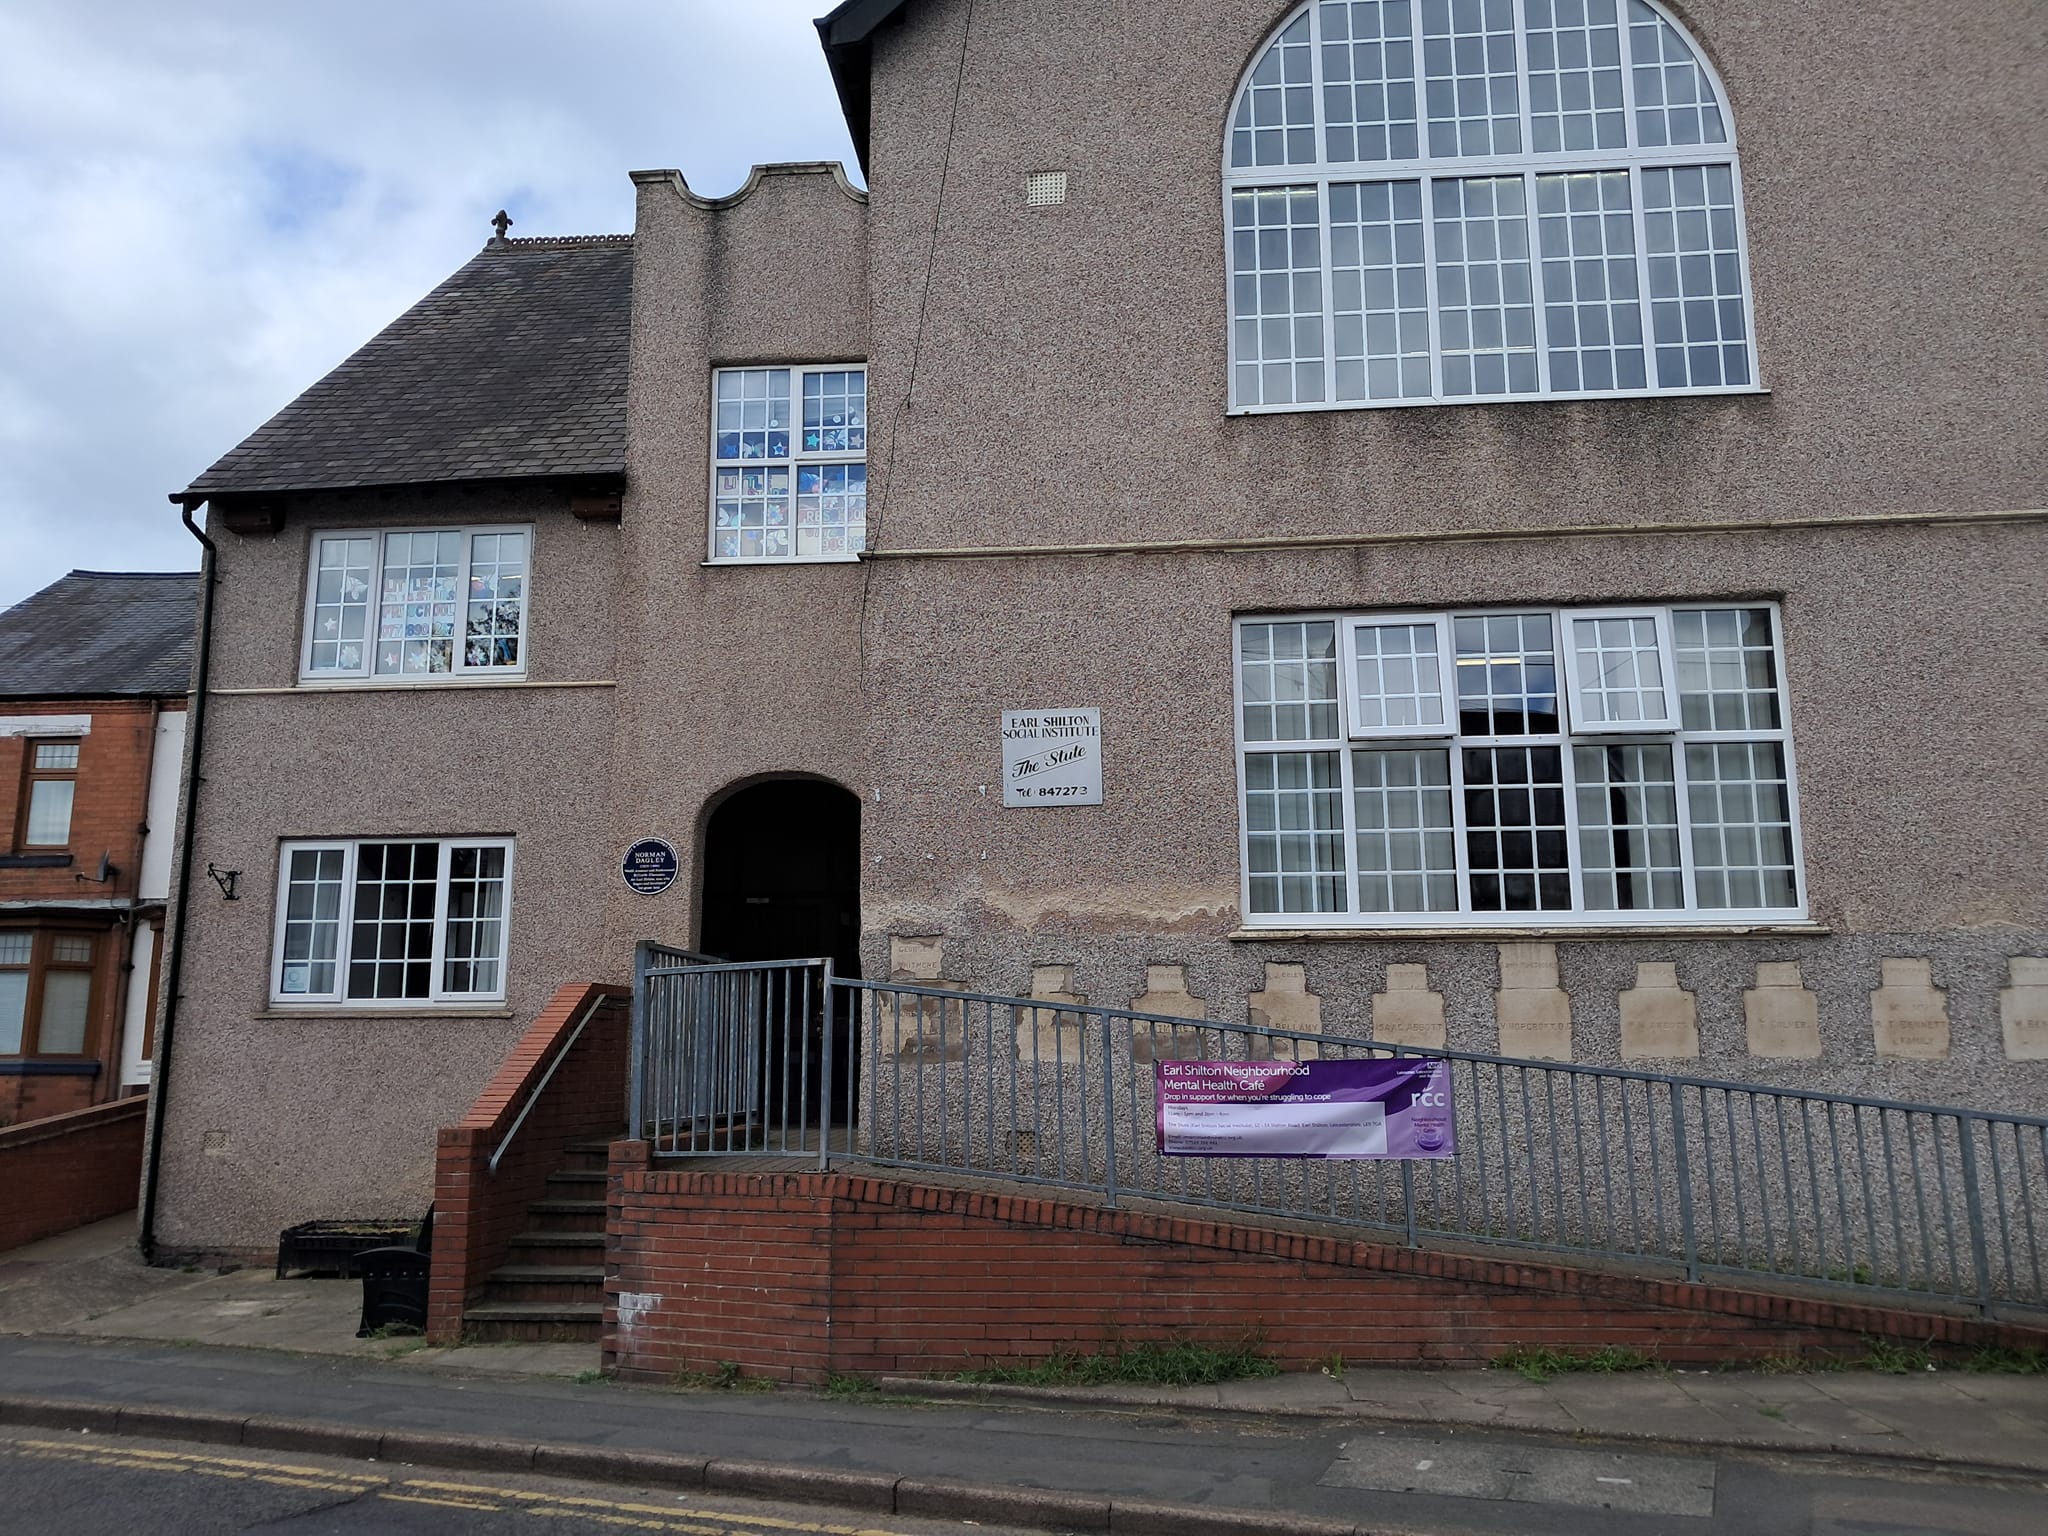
[1226,0,1757,409]
[301,526,530,682]
[271,838,512,1005]
[710,365,868,560]
[0,930,96,1056]
[18,739,79,848]
[1236,604,1802,925]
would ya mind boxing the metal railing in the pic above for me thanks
[489,991,615,1175]
[631,957,2048,1318]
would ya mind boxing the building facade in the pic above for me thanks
[154,0,2046,1257]
[0,572,194,1126]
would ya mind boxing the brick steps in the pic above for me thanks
[463,1301,605,1342]
[460,1129,620,1343]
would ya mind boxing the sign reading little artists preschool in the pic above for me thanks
[1001,708,1103,807]
[1156,1059,1455,1160]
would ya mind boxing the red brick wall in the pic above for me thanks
[0,701,165,901]
[427,982,629,1342]
[1,698,179,1116]
[603,1155,2048,1382]
[0,1095,146,1251]
[0,1071,104,1126]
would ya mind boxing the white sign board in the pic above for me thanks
[1001,709,1102,807]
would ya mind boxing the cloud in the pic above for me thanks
[0,0,857,611]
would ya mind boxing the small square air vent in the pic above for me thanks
[1025,171,1068,207]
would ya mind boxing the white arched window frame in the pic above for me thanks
[1224,0,1761,412]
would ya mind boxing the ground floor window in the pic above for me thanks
[0,928,97,1055]
[1236,603,1803,926]
[271,838,512,1005]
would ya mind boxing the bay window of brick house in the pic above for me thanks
[0,929,97,1058]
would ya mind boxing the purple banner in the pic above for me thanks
[1155,1059,1455,1159]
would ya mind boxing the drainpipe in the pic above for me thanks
[138,498,216,1263]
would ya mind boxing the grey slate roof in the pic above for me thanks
[183,236,633,498]
[0,572,198,699]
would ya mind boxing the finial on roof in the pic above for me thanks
[491,209,513,241]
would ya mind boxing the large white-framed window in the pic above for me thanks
[300,526,532,682]
[270,838,513,1006]
[1225,0,1758,411]
[1235,603,1804,927]
[709,364,868,562]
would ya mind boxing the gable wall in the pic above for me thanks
[858,0,2045,548]
[837,0,2048,1109]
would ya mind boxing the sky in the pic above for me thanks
[0,0,858,612]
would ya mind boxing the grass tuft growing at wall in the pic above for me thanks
[1491,1345,1658,1382]
[956,1333,1282,1389]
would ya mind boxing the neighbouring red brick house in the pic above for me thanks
[0,571,196,1127]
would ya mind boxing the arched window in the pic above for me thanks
[1226,0,1756,410]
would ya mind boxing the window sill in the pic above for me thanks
[1230,921,1829,942]
[700,555,864,567]
[0,853,73,869]
[0,1059,103,1076]
[291,674,529,690]
[218,679,615,697]
[1226,386,1771,417]
[258,1006,515,1020]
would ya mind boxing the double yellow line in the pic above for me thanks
[6,1439,910,1536]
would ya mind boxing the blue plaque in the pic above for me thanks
[621,837,680,896]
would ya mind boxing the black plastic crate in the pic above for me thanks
[275,1220,415,1279]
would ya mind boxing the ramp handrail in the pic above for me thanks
[631,957,2048,1319]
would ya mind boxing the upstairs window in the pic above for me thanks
[1235,604,1803,926]
[18,739,79,849]
[1226,0,1756,411]
[301,526,530,682]
[710,365,868,561]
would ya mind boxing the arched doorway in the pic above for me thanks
[700,777,861,976]
[700,778,862,1132]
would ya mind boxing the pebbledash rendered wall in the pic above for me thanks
[151,168,876,1259]
[593,163,871,954]
[151,485,624,1258]
[824,0,2048,1109]
[152,1,2045,1256]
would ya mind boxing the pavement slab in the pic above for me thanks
[1320,1434,1717,1518]
[0,1216,597,1380]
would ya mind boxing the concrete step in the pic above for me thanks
[505,1232,604,1265]
[561,1137,624,1166]
[483,1266,605,1305]
[525,1200,605,1232]
[545,1168,606,1188]
[488,1265,605,1283]
[461,1301,603,1343]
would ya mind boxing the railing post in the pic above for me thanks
[1956,1114,1995,1315]
[628,940,651,1142]
[1669,1080,1700,1283]
[818,962,836,1174]
[1402,1160,1418,1248]
[1101,1013,1119,1209]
